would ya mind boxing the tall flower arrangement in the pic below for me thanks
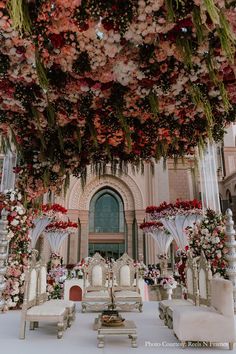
[45,220,78,261]
[146,199,203,250]
[0,190,34,308]
[0,1,235,199]
[186,209,228,276]
[30,203,68,248]
[140,220,173,275]
[140,221,173,258]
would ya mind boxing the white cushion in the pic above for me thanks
[119,265,130,287]
[159,299,193,308]
[40,300,75,309]
[113,290,141,299]
[173,305,236,342]
[92,265,103,287]
[27,305,65,316]
[211,278,234,316]
[84,290,110,299]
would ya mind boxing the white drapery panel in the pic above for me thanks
[148,230,173,255]
[46,231,69,253]
[30,217,52,248]
[161,214,203,250]
[199,141,221,213]
[0,150,17,192]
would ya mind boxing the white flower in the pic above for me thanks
[11,219,20,226]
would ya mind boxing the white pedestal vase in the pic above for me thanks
[166,287,173,300]
[163,283,177,300]
[148,230,173,275]
[46,231,69,267]
[161,214,203,250]
[30,216,52,249]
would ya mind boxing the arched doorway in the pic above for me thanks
[69,285,82,301]
[88,188,125,259]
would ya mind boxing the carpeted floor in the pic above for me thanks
[0,302,234,354]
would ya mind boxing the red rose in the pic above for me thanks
[49,33,65,49]
[16,46,26,54]
[102,18,114,31]
[140,78,155,88]
[78,22,89,32]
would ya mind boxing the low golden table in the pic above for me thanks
[94,317,137,348]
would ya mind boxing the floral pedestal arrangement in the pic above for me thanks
[50,253,62,268]
[160,276,177,300]
[154,284,182,301]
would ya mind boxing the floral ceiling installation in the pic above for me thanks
[0,0,236,198]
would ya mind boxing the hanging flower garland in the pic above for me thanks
[0,0,236,199]
[186,209,228,276]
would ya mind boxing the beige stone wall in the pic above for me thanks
[168,161,195,202]
[52,159,200,265]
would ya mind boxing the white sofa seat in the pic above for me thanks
[27,305,66,317]
[173,278,236,349]
[41,299,75,309]
[174,305,234,342]
[113,290,142,298]
[160,299,193,307]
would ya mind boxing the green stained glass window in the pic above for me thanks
[94,193,119,232]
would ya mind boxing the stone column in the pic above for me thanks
[79,210,89,260]
[225,208,236,313]
[66,209,79,264]
[136,210,146,261]
[124,210,134,258]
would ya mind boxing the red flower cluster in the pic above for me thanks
[41,204,67,214]
[146,199,202,214]
[46,221,78,231]
[139,221,163,230]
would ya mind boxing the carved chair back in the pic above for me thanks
[112,253,139,291]
[37,261,48,304]
[185,252,199,305]
[198,251,212,306]
[21,251,39,312]
[83,253,109,292]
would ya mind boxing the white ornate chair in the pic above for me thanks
[173,278,236,350]
[112,253,143,312]
[36,261,76,327]
[81,253,111,312]
[159,252,198,324]
[19,259,68,339]
[166,251,212,328]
